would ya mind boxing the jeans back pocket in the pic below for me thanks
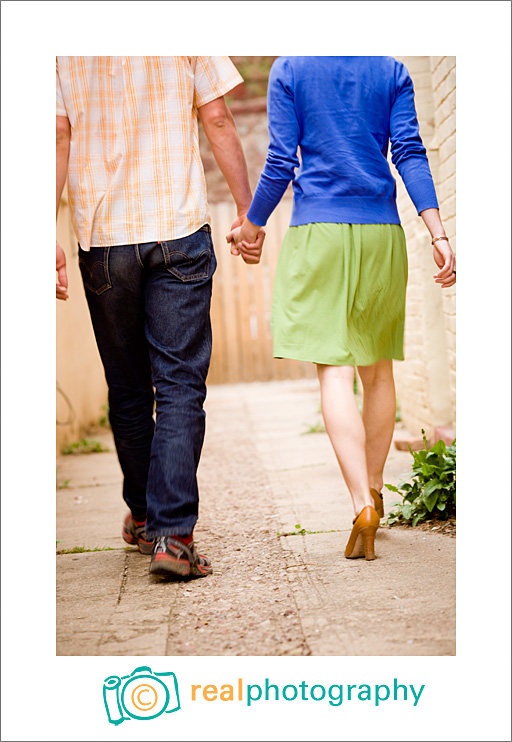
[79,246,112,295]
[161,226,215,283]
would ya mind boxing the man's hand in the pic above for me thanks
[56,241,69,300]
[230,214,247,231]
[433,240,456,288]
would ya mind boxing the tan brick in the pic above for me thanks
[432,56,456,89]
[439,153,456,183]
[436,91,457,127]
[435,68,456,103]
[443,295,456,316]
[439,133,456,161]
[437,115,456,146]
[430,56,443,72]
[443,216,456,239]
[441,194,456,220]
[443,285,456,301]
[445,314,456,334]
[438,179,456,206]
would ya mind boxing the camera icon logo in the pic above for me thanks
[103,666,180,724]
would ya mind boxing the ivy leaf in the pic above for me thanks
[430,440,447,455]
[401,502,414,520]
[412,513,426,527]
[385,483,399,493]
[423,482,441,511]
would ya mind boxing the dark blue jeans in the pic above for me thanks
[78,226,216,538]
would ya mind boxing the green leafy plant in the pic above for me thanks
[385,431,456,527]
[62,438,109,455]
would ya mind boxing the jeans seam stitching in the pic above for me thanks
[134,244,143,269]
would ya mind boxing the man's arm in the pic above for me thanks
[197,97,253,224]
[56,115,71,300]
[198,96,265,262]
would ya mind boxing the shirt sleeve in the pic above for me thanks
[390,62,439,214]
[56,59,67,117]
[190,56,243,109]
[246,58,300,227]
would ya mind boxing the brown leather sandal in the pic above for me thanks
[370,488,384,518]
[345,505,380,560]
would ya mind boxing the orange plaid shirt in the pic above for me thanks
[56,56,243,250]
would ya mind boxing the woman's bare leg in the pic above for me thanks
[357,359,396,494]
[316,364,373,517]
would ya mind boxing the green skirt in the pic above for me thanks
[271,223,408,367]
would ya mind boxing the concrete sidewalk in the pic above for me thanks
[56,379,455,656]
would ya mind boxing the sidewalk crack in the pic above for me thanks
[117,553,129,605]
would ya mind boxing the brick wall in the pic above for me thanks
[431,57,456,418]
[391,56,456,437]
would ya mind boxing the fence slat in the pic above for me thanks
[208,199,316,385]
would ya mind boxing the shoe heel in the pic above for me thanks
[345,505,380,559]
[360,526,377,560]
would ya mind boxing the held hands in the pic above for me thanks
[226,217,265,265]
[56,241,69,300]
[433,240,456,288]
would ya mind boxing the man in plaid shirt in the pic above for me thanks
[56,56,263,578]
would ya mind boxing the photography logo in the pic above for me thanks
[103,666,180,724]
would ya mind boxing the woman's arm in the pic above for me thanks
[420,208,456,288]
[244,58,300,229]
[391,63,456,288]
[390,63,439,217]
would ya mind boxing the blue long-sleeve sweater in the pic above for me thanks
[246,56,439,227]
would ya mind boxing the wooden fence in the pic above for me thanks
[208,200,317,385]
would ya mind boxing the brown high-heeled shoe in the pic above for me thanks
[345,505,380,560]
[370,488,384,518]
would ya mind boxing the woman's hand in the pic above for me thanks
[419,209,456,288]
[433,240,456,288]
[226,219,266,264]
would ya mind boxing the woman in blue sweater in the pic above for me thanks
[227,57,456,561]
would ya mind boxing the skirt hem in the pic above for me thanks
[273,346,404,367]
